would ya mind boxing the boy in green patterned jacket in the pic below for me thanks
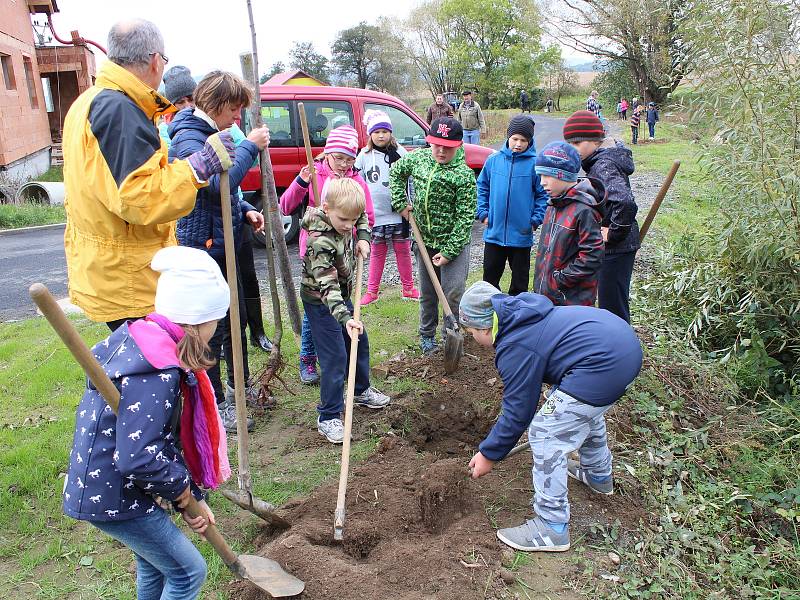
[301,178,390,444]
[390,117,477,355]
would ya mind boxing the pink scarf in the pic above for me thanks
[143,314,231,489]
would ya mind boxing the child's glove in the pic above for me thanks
[187,131,236,181]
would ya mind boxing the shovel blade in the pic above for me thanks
[442,315,464,374]
[238,555,305,597]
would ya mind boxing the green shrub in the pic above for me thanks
[0,203,66,229]
[643,0,800,394]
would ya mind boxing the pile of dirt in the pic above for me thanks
[234,442,506,600]
[232,339,642,599]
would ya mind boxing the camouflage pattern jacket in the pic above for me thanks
[389,147,476,260]
[300,207,371,325]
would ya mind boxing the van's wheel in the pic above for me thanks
[252,201,301,246]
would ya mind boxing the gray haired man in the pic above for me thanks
[62,19,237,330]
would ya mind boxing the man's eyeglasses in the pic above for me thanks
[150,52,169,65]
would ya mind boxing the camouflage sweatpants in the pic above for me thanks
[529,388,614,524]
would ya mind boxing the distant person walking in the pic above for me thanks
[520,89,530,113]
[425,94,454,125]
[620,98,628,120]
[646,102,659,140]
[545,97,554,113]
[456,90,486,145]
[586,90,601,118]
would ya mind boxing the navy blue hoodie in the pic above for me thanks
[168,108,257,258]
[478,293,643,461]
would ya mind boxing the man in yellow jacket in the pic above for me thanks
[63,19,236,329]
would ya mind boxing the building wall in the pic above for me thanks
[0,0,52,172]
[37,45,96,137]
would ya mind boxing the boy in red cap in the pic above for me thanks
[563,110,640,322]
[389,117,477,354]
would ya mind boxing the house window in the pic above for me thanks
[23,56,38,108]
[1,54,16,90]
[41,77,54,112]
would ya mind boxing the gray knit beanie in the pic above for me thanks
[459,281,502,330]
[163,66,196,104]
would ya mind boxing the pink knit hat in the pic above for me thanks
[324,125,359,158]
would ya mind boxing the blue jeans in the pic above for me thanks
[300,312,317,360]
[648,123,656,138]
[303,300,370,421]
[463,129,480,145]
[91,508,207,600]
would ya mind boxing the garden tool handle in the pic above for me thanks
[28,283,243,573]
[408,213,455,318]
[297,102,321,207]
[639,160,680,243]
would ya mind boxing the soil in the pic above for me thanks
[231,339,644,599]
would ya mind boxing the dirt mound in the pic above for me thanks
[234,442,507,600]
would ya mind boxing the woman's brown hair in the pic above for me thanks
[177,324,216,371]
[194,70,252,116]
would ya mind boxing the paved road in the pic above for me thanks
[0,115,567,322]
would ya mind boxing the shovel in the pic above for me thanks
[638,160,680,242]
[219,171,290,529]
[28,283,305,598]
[407,213,463,373]
[333,255,364,541]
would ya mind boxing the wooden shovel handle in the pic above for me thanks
[639,160,680,243]
[28,283,243,574]
[334,255,364,537]
[297,102,321,208]
[408,213,454,318]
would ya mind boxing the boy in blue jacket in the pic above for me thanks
[461,281,643,552]
[477,115,548,295]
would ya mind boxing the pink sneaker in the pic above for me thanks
[402,287,421,301]
[360,291,380,306]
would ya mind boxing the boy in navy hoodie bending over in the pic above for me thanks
[461,281,642,552]
[477,115,548,295]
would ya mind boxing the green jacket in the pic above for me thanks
[300,207,371,326]
[389,147,477,260]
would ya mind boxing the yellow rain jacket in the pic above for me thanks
[62,61,204,322]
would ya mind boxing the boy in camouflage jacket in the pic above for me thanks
[389,117,477,354]
[300,179,390,444]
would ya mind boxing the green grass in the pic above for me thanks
[0,203,66,229]
[0,284,425,598]
[37,167,63,183]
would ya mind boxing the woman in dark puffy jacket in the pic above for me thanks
[168,70,269,431]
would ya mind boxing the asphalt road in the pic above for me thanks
[0,114,566,322]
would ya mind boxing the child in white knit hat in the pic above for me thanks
[280,125,376,386]
[63,246,232,599]
[355,110,420,305]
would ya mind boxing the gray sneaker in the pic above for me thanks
[317,417,344,444]
[218,399,254,434]
[567,458,614,495]
[354,387,390,409]
[497,516,570,552]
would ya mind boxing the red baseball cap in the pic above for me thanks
[425,117,463,148]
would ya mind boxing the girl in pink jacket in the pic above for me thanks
[280,125,374,385]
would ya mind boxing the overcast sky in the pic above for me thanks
[41,0,588,79]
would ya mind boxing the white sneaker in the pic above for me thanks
[354,386,391,409]
[317,417,344,444]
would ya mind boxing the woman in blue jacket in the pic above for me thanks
[459,281,643,553]
[169,70,269,432]
[476,115,548,295]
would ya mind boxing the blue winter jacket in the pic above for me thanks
[478,293,643,461]
[476,142,549,248]
[168,108,257,258]
[62,322,201,522]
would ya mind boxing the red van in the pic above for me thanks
[240,85,493,243]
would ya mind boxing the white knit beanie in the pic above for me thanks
[151,246,230,325]
[363,109,392,135]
